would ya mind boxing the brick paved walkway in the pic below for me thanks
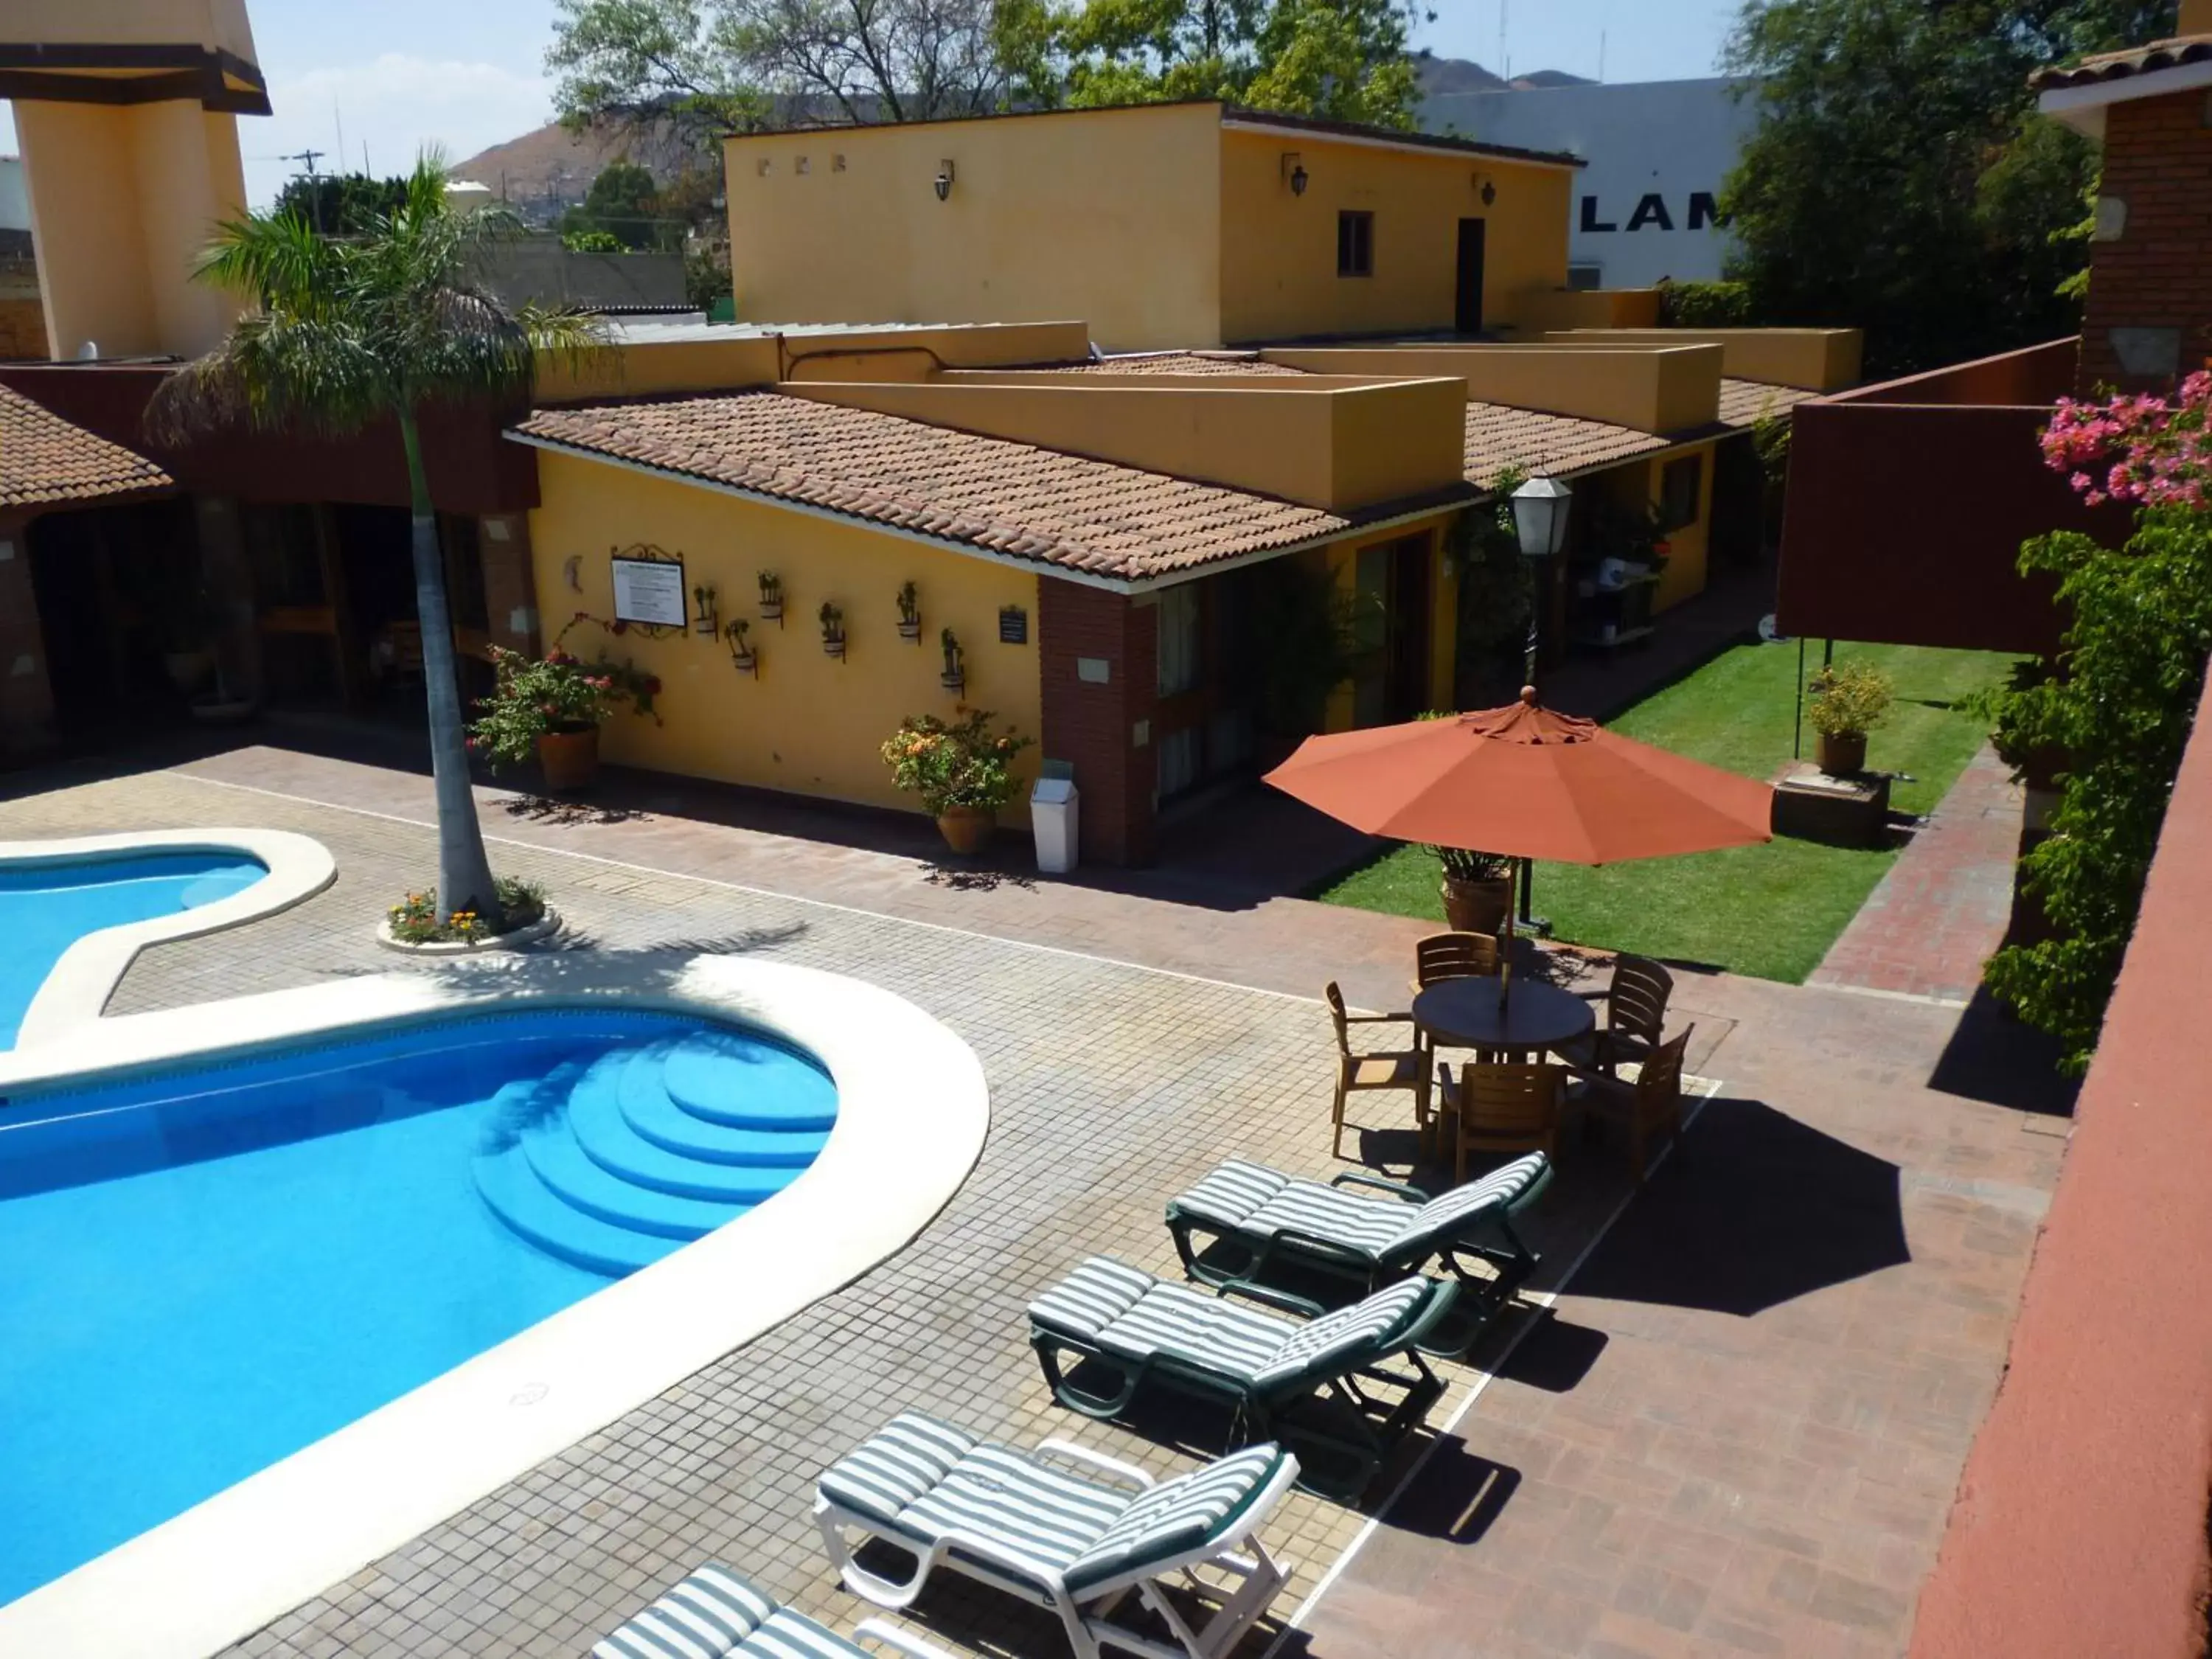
[1807,745,2024,1006]
[0,747,2062,1659]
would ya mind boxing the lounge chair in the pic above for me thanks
[590,1562,953,1659]
[1026,1258,1455,1498]
[814,1413,1298,1659]
[1164,1150,1551,1314]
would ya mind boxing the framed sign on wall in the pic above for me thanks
[609,545,687,632]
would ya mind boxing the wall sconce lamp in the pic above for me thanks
[1281,153,1307,196]
[723,618,757,677]
[1475,173,1498,207]
[933,160,955,201]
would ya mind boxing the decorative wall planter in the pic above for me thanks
[723,619,758,678]
[758,571,784,624]
[939,627,965,695]
[935,806,995,855]
[691,583,719,636]
[897,580,922,641]
[820,602,846,660]
[536,724,600,792]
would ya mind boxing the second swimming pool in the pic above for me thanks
[0,1006,837,1607]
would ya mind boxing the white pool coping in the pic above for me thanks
[2,828,338,1047]
[0,953,991,1659]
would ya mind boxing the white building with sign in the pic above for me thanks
[1425,77,1758,289]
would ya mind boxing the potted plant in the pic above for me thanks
[897,581,922,641]
[819,600,846,658]
[1436,846,1515,935]
[758,571,784,622]
[467,614,661,792]
[939,627,965,693]
[880,708,1034,854]
[1807,659,1893,776]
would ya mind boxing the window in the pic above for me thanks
[1565,262,1604,291]
[1155,584,1202,697]
[1336,210,1374,278]
[1660,454,1704,532]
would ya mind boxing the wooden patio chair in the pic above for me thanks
[1436,1060,1566,1185]
[1577,1024,1695,1184]
[1410,931,1502,995]
[1325,981,1430,1159]
[1557,953,1674,1078]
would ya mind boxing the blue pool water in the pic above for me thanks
[0,1007,837,1607]
[0,849,268,1047]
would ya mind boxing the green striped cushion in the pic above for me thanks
[1064,1444,1287,1592]
[591,1565,776,1659]
[1249,1278,1433,1386]
[1394,1152,1548,1252]
[1168,1161,1288,1229]
[816,1412,977,1535]
[1029,1258,1292,1379]
[1172,1152,1548,1264]
[735,1610,875,1659]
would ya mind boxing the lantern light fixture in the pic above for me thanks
[1509,473,1573,561]
[1281,152,1307,196]
[933,160,954,201]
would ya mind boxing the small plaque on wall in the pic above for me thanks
[998,605,1029,644]
[611,552,687,627]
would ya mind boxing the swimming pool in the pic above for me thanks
[0,1005,838,1609]
[0,849,268,1046]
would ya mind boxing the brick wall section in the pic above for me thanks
[478,513,542,655]
[0,297,48,361]
[1037,576,1157,865]
[2076,88,2212,394]
[0,512,58,759]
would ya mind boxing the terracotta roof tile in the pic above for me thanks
[2031,33,2212,90]
[0,383,173,511]
[511,391,1362,582]
[1461,401,1667,485]
[1719,377,1818,427]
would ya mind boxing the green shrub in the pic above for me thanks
[1658,279,1754,328]
[1807,660,1893,737]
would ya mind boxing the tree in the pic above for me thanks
[1720,0,2173,377]
[560,159,666,248]
[147,157,604,926]
[549,0,1014,133]
[1054,0,1426,125]
[273,172,411,236]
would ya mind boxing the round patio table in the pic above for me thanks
[1412,976,1595,1058]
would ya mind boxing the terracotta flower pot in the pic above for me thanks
[1816,729,1867,777]
[935,805,996,855]
[1441,872,1514,936]
[537,723,600,793]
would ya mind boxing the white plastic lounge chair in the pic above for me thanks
[815,1413,1298,1659]
[1164,1150,1551,1317]
[590,1562,953,1659]
[1026,1258,1455,1498]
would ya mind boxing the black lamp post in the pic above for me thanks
[1507,472,1573,933]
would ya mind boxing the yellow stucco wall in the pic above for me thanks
[1547,328,1865,391]
[723,105,1224,351]
[15,99,247,360]
[1217,129,1572,344]
[1587,443,1718,613]
[528,452,1044,821]
[1319,514,1461,731]
[1262,343,1724,432]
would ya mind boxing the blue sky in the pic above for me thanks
[3,1,1739,206]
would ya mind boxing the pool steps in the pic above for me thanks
[470,1036,837,1276]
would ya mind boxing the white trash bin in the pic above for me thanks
[1031,776,1079,873]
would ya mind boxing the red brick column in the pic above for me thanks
[2076,88,2212,394]
[1037,576,1158,865]
[0,512,58,759]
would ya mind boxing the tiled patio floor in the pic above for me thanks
[0,745,2065,1658]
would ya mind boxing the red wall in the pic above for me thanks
[0,363,537,515]
[1910,672,2212,1658]
[1037,577,1158,865]
[1775,342,2120,658]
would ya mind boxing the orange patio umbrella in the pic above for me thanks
[1264,688,1774,866]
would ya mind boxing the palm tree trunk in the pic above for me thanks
[399,407,501,925]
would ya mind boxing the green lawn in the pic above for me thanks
[1318,641,2019,983]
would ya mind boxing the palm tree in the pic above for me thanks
[150,155,602,925]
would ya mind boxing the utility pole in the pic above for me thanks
[281,147,327,231]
